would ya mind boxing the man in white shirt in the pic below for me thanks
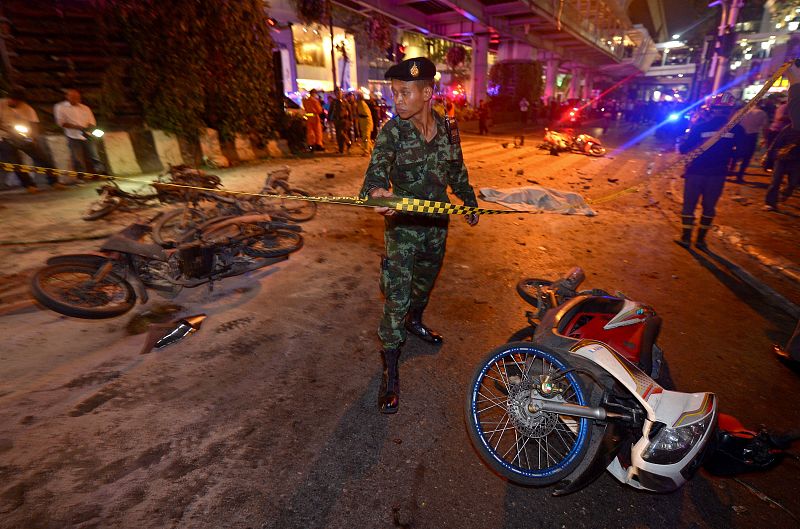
[0,86,60,192]
[54,89,105,174]
[731,104,768,183]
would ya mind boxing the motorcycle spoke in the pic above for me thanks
[476,391,509,415]
[492,414,513,451]
[43,272,127,308]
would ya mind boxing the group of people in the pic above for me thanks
[677,72,799,249]
[302,88,388,155]
[0,86,104,193]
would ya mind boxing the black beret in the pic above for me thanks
[384,57,436,81]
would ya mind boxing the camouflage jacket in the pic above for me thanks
[359,112,478,208]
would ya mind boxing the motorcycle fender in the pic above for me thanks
[552,419,626,496]
[46,253,109,267]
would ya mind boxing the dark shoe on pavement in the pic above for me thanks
[378,347,400,414]
[675,227,692,249]
[405,307,443,345]
[762,204,777,212]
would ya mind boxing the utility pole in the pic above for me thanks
[328,0,337,91]
[710,0,744,94]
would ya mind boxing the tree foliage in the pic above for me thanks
[488,61,543,110]
[445,45,467,70]
[102,0,277,140]
[292,0,328,25]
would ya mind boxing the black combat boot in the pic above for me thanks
[379,347,400,414]
[676,215,694,248]
[696,215,713,250]
[405,306,443,344]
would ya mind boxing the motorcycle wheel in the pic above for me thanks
[277,189,317,222]
[243,229,303,258]
[588,144,607,157]
[152,208,209,247]
[83,196,121,221]
[515,278,552,307]
[31,262,136,319]
[465,342,595,486]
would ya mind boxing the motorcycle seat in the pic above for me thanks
[551,295,661,374]
[100,223,168,261]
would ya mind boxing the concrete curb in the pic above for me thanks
[665,170,800,289]
[664,169,800,318]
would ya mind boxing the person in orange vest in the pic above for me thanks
[303,89,324,151]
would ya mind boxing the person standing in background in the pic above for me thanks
[519,97,529,127]
[478,99,490,135]
[54,88,106,174]
[302,89,324,151]
[730,103,767,183]
[0,86,60,192]
[356,92,374,155]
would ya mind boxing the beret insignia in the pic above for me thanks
[410,62,419,78]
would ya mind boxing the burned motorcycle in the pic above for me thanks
[31,214,302,319]
[540,129,607,157]
[83,165,222,221]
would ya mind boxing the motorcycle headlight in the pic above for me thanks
[13,124,29,135]
[91,128,105,138]
[642,414,714,465]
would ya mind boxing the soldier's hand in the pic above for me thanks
[369,187,396,216]
[465,213,479,226]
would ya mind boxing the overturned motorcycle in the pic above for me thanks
[540,128,607,157]
[30,214,302,319]
[465,268,794,495]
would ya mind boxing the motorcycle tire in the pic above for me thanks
[515,278,552,307]
[465,342,597,486]
[31,262,136,319]
[588,144,607,157]
[83,196,122,221]
[507,325,537,342]
[243,229,303,258]
[153,207,209,247]
[277,188,317,222]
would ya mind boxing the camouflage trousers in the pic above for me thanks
[379,215,449,348]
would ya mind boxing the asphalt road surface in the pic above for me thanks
[0,122,799,529]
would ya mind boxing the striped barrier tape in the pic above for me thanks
[0,161,524,215]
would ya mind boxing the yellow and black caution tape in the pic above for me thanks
[0,161,524,216]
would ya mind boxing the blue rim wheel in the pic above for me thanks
[465,342,594,486]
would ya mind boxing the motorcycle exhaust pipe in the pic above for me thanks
[529,400,632,421]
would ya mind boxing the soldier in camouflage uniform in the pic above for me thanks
[359,57,479,414]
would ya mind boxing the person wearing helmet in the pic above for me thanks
[676,92,745,249]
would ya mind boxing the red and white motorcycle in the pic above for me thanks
[465,268,717,494]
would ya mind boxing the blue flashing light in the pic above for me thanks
[668,113,680,121]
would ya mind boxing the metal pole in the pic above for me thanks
[711,0,744,94]
[328,0,338,91]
